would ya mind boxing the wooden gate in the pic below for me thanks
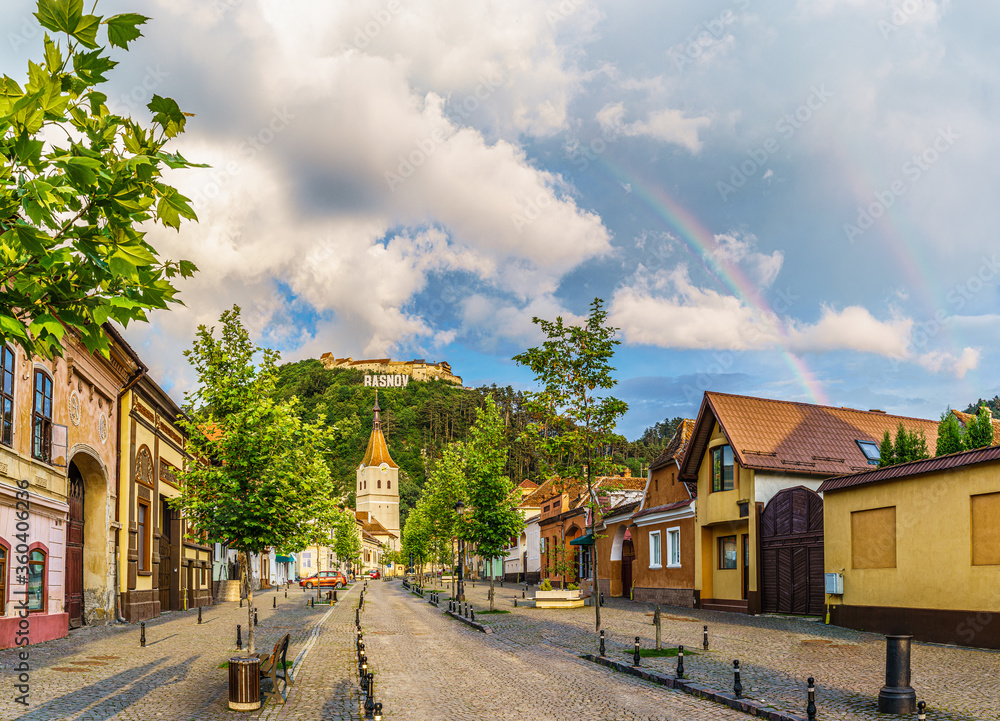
[620,539,634,598]
[159,501,172,611]
[761,487,825,616]
[66,464,84,628]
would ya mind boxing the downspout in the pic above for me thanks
[113,362,147,623]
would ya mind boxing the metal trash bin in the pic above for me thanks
[228,656,261,711]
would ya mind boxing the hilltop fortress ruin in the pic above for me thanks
[319,353,463,386]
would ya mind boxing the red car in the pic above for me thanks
[368,569,381,579]
[299,571,348,589]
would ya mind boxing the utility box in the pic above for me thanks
[825,572,844,595]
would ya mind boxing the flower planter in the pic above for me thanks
[534,589,585,609]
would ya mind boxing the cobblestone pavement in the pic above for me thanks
[443,579,1000,721]
[0,584,361,721]
[364,581,755,721]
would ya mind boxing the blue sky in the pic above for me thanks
[4,0,998,438]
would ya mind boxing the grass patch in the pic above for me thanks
[477,609,510,614]
[622,647,697,658]
[219,660,293,669]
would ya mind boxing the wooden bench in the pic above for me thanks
[254,633,293,703]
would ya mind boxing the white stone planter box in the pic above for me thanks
[534,589,584,608]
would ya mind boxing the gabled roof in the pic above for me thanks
[361,395,397,468]
[819,444,1000,492]
[649,419,696,471]
[632,499,693,520]
[679,392,938,479]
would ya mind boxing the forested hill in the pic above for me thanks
[273,359,683,525]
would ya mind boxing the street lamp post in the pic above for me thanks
[454,500,465,602]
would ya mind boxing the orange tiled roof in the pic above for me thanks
[361,396,397,468]
[680,392,938,478]
[649,419,696,471]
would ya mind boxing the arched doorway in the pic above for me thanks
[620,531,635,599]
[761,486,825,615]
[66,463,85,628]
[68,449,111,625]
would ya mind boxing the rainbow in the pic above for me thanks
[598,157,828,404]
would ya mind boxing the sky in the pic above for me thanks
[4,0,999,439]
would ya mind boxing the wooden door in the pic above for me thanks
[741,534,749,600]
[760,487,825,616]
[66,466,84,628]
[620,539,634,598]
[159,501,172,611]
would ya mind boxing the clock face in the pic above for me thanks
[379,463,389,474]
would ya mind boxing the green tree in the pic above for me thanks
[174,307,338,653]
[513,297,628,634]
[401,501,432,576]
[332,507,362,577]
[877,430,895,468]
[463,396,524,610]
[1,0,202,360]
[893,423,912,464]
[936,411,964,456]
[964,404,995,450]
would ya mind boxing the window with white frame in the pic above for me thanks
[649,530,662,568]
[667,527,681,567]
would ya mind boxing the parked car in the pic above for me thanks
[368,569,381,579]
[299,570,348,589]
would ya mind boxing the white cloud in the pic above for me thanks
[595,102,710,152]
[709,231,784,288]
[917,347,980,379]
[785,305,912,357]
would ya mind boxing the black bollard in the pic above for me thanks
[140,621,146,648]
[310,597,315,608]
[599,629,606,657]
[522,590,525,599]
[237,624,242,650]
[285,587,288,598]
[633,636,641,667]
[470,608,475,622]
[240,597,243,608]
[733,660,743,699]
[374,701,383,720]
[334,589,338,603]
[878,635,916,714]
[364,676,375,718]
[254,608,258,626]
[703,625,709,651]
[917,701,926,720]
[677,645,684,679]
[198,606,202,624]
[273,596,277,608]
[600,592,605,606]
[807,677,816,721]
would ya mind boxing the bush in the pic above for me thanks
[540,579,553,591]
[567,583,579,591]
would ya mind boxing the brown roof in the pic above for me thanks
[818,444,1000,493]
[632,499,693,520]
[519,479,539,489]
[679,392,938,479]
[649,419,696,471]
[361,397,397,468]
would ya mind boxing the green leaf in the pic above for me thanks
[72,14,102,49]
[34,0,84,36]
[105,13,149,49]
[148,94,186,138]
[13,132,44,170]
[112,242,157,266]
[73,49,117,84]
[58,155,102,187]
[2,225,49,254]
[43,35,63,72]
[155,186,197,229]
[28,313,66,342]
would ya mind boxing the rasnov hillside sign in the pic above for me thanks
[364,374,410,387]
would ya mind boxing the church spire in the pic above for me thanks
[362,391,396,468]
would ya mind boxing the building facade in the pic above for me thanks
[820,446,1000,649]
[116,376,212,622]
[355,398,400,548]
[320,354,462,386]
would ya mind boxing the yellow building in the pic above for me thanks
[116,376,211,621]
[820,445,1000,649]
[355,398,400,545]
[680,392,937,615]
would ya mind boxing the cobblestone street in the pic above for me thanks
[1,579,998,720]
[447,579,1000,721]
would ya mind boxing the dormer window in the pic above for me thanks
[856,440,881,465]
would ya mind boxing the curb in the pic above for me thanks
[581,654,808,721]
[444,610,493,634]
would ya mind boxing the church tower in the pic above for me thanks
[355,394,400,545]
